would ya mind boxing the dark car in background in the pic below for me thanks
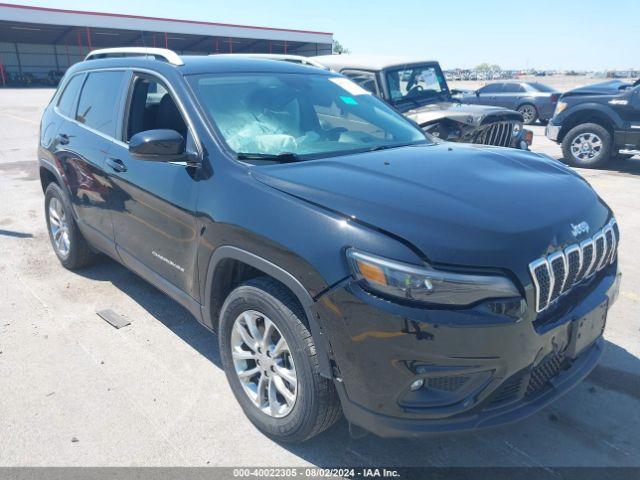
[456,82,560,125]
[546,79,640,167]
[313,55,532,150]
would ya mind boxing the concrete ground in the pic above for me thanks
[0,88,638,467]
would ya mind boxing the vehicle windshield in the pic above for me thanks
[385,64,450,107]
[187,73,428,161]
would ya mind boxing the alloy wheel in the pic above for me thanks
[230,310,297,418]
[570,132,603,161]
[48,197,70,258]
[518,105,536,124]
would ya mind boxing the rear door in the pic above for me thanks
[105,72,201,298]
[498,83,526,109]
[55,70,127,250]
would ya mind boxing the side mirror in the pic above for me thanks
[129,129,185,158]
[475,90,480,96]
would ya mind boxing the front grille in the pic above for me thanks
[529,219,618,312]
[426,375,469,392]
[475,121,516,147]
[526,351,566,397]
[490,375,524,406]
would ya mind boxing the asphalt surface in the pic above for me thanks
[0,88,639,467]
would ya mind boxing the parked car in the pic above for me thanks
[40,47,620,442]
[546,78,640,167]
[313,55,532,149]
[455,81,560,125]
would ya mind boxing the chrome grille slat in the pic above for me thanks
[476,121,515,147]
[529,220,617,312]
[501,122,511,147]
[488,124,497,145]
[579,239,595,281]
[548,252,567,303]
[593,232,606,273]
[562,245,582,293]
[499,122,507,147]
[608,226,618,265]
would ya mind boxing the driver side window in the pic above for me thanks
[479,83,502,94]
[341,70,380,96]
[125,75,188,142]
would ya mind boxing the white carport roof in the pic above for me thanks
[0,3,333,45]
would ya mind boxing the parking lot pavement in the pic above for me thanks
[0,89,639,467]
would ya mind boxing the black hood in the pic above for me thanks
[562,80,632,98]
[403,101,522,126]
[252,144,611,283]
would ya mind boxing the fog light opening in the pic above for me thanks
[410,379,424,391]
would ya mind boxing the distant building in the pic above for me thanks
[0,3,333,86]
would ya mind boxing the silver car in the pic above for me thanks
[455,81,560,125]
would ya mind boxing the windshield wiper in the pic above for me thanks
[236,152,301,163]
[368,142,424,152]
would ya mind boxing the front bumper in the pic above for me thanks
[316,267,620,438]
[546,122,561,142]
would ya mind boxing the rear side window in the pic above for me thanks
[502,83,525,93]
[528,82,557,93]
[56,75,84,118]
[76,71,126,137]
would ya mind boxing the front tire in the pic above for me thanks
[561,123,612,168]
[44,182,96,269]
[218,277,341,443]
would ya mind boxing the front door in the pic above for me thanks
[476,83,502,106]
[623,87,640,148]
[105,73,201,298]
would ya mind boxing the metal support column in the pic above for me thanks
[13,43,22,75]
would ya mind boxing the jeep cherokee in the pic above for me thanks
[39,48,621,442]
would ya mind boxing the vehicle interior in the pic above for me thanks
[190,74,425,158]
[126,77,188,141]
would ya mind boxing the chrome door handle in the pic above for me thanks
[106,157,127,173]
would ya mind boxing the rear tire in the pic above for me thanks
[44,182,96,270]
[517,104,538,125]
[561,123,612,168]
[218,277,341,443]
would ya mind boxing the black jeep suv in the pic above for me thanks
[40,48,621,442]
[546,79,640,167]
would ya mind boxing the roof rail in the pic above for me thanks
[85,47,184,66]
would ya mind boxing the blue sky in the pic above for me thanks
[5,0,640,70]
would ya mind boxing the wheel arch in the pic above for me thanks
[517,101,536,110]
[558,106,619,143]
[39,160,63,192]
[202,246,333,378]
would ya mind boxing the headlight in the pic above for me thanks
[512,122,523,136]
[346,249,520,307]
[554,101,568,116]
